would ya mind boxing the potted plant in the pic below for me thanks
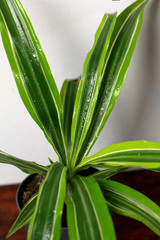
[1,0,160,239]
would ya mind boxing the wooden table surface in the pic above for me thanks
[0,170,160,240]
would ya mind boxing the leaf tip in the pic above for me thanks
[6,230,12,238]
[105,12,117,17]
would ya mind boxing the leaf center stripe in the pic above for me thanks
[103,0,146,72]
[50,168,66,238]
[78,177,104,240]
[70,195,80,240]
[102,186,160,229]
[74,178,101,239]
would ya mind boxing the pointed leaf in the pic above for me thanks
[78,141,160,170]
[66,176,116,240]
[14,0,63,119]
[99,179,160,236]
[60,78,80,156]
[77,0,149,163]
[0,150,47,175]
[0,0,68,164]
[28,163,67,240]
[90,166,129,179]
[70,13,117,167]
[7,193,37,237]
[0,11,44,131]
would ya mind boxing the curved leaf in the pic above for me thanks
[0,0,68,164]
[0,11,44,131]
[7,193,37,237]
[77,141,160,170]
[70,13,117,168]
[15,0,63,121]
[0,150,47,175]
[76,0,149,164]
[99,179,160,236]
[28,163,67,240]
[60,78,80,157]
[66,176,116,240]
[90,166,129,179]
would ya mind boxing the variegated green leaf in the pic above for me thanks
[28,163,67,240]
[60,78,80,157]
[77,141,160,170]
[148,168,160,172]
[7,193,37,237]
[0,11,44,132]
[66,176,116,240]
[99,179,160,236]
[70,13,117,168]
[90,166,129,179]
[76,0,149,164]
[0,0,68,164]
[14,0,63,118]
[0,150,47,175]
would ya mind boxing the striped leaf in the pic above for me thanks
[66,176,116,240]
[7,193,37,237]
[90,166,129,180]
[99,179,160,236]
[77,141,160,170]
[0,12,44,132]
[148,168,160,172]
[60,78,80,157]
[0,150,47,175]
[0,0,68,164]
[76,0,149,164]
[70,13,117,168]
[27,163,67,240]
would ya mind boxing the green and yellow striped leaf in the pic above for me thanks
[76,0,149,164]
[0,11,44,132]
[0,150,47,175]
[66,176,116,240]
[0,0,68,164]
[28,163,67,240]
[70,13,117,168]
[90,166,129,180]
[60,78,80,157]
[99,179,160,236]
[77,141,160,170]
[7,193,37,238]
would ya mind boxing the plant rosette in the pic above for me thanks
[1,0,160,240]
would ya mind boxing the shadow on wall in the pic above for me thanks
[94,0,160,150]
[131,0,160,139]
[36,0,160,146]
[35,0,93,78]
[106,0,160,143]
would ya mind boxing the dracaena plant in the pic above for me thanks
[0,0,160,239]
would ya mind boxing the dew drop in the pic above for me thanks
[15,74,19,80]
[114,87,120,97]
